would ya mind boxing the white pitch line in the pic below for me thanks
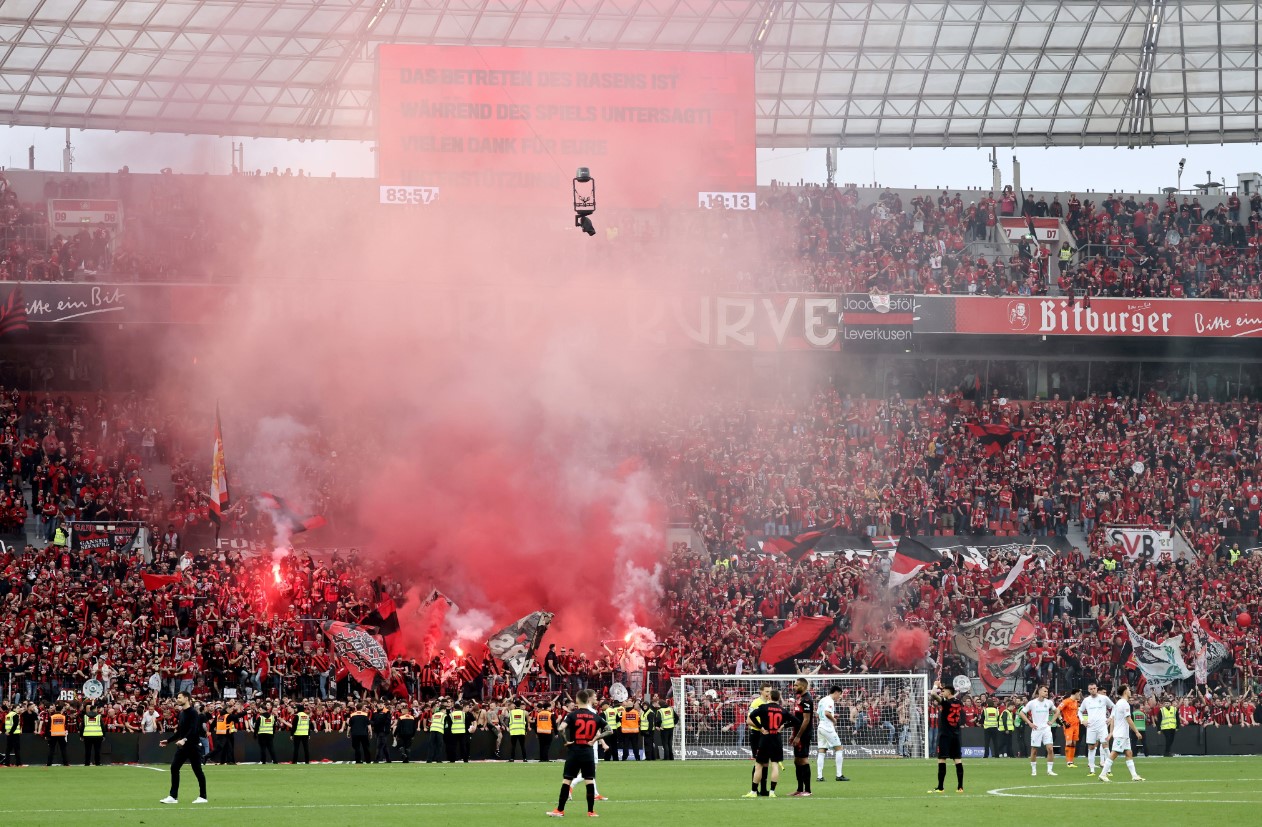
[988,777,1262,805]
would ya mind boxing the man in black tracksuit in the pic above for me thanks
[371,705,393,763]
[346,705,372,764]
[160,691,208,804]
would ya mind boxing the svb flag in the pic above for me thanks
[888,536,943,588]
[208,404,229,528]
[487,611,553,683]
[953,602,1038,692]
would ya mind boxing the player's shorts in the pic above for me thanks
[755,736,784,765]
[1063,722,1080,743]
[562,749,596,782]
[792,731,813,759]
[1030,726,1054,748]
[936,733,962,760]
[1110,735,1131,754]
[816,727,842,750]
[1085,723,1109,744]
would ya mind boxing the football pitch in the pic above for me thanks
[3,757,1258,826]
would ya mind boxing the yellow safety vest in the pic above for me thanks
[604,708,619,730]
[1000,710,1014,732]
[1103,558,1117,571]
[83,714,103,738]
[6,714,21,734]
[509,710,527,736]
[450,710,467,734]
[429,709,447,733]
[1161,707,1177,730]
[1230,548,1242,565]
[983,707,999,728]
[748,697,767,733]
[659,708,675,729]
[258,715,275,735]
[640,710,649,732]
[294,712,310,737]
[1059,247,1073,262]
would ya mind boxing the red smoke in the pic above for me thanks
[889,627,931,668]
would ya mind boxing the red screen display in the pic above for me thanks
[377,45,755,208]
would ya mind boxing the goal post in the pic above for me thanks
[674,673,929,760]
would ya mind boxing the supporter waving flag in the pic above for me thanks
[487,611,554,683]
[763,519,843,562]
[964,422,1024,456]
[322,620,391,690]
[1186,605,1230,676]
[954,603,1038,693]
[140,572,183,591]
[1122,615,1192,688]
[360,578,403,658]
[758,616,836,673]
[887,536,943,587]
[207,404,230,529]
[988,543,1035,596]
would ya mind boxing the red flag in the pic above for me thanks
[361,579,403,658]
[208,404,229,528]
[888,537,943,587]
[758,616,835,669]
[954,603,1038,693]
[0,287,29,337]
[322,620,391,689]
[140,572,182,591]
[965,422,1024,456]
[764,520,842,562]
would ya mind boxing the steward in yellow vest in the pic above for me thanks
[82,705,105,767]
[291,705,312,764]
[507,700,529,761]
[255,704,279,765]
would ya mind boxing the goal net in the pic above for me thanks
[673,673,929,760]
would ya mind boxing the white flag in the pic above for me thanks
[1123,616,1192,687]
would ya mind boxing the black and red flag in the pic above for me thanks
[257,492,327,535]
[964,422,1025,456]
[487,611,553,683]
[322,620,391,689]
[140,572,183,591]
[953,603,1038,692]
[762,519,843,562]
[0,287,29,337]
[887,536,943,588]
[758,616,836,673]
[361,578,403,658]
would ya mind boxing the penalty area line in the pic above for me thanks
[987,777,1262,805]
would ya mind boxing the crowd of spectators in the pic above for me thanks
[7,167,1262,299]
[3,384,1262,738]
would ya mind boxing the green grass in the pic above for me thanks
[3,756,1259,826]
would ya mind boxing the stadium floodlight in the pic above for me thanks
[573,167,596,236]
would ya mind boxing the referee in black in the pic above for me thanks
[159,691,208,805]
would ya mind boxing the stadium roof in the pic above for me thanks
[2,0,1260,148]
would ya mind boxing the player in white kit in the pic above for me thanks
[1079,682,1114,775]
[1019,685,1059,776]
[815,686,850,782]
[1100,685,1145,783]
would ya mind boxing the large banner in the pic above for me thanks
[377,45,755,208]
[487,610,554,683]
[953,603,1038,693]
[70,522,142,554]
[915,295,1262,339]
[1104,525,1196,561]
[0,283,223,325]
[1122,615,1191,688]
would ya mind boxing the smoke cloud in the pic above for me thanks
[156,143,745,656]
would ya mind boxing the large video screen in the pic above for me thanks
[377,45,755,209]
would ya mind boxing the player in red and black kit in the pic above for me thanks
[790,677,815,796]
[929,680,965,794]
[547,689,612,818]
[743,689,786,798]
